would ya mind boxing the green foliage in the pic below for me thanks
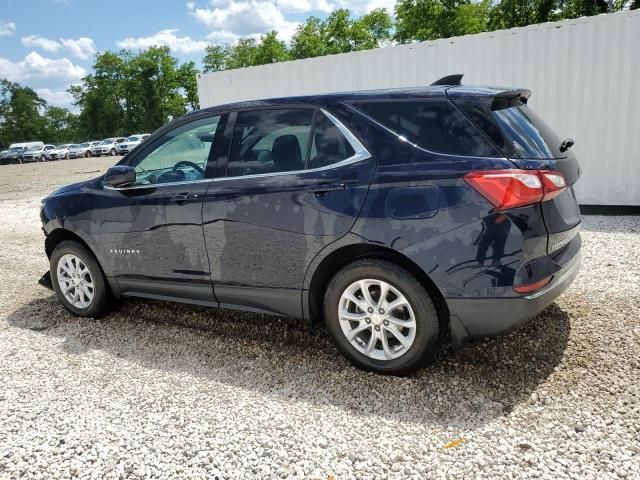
[394,0,491,42]
[71,47,201,140]
[0,79,80,148]
[290,9,393,59]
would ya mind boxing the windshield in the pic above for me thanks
[100,139,113,145]
[78,143,89,148]
[68,144,78,149]
[56,145,69,149]
[126,136,140,142]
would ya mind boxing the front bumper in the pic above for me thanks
[447,249,581,349]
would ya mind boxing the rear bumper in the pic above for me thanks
[447,249,581,349]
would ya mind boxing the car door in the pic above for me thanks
[95,113,227,303]
[202,107,375,317]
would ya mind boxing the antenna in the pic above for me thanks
[431,74,463,86]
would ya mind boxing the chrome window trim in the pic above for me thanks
[104,178,213,191]
[103,108,371,191]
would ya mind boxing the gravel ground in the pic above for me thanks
[0,159,638,479]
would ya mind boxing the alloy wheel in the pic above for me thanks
[57,254,95,309]
[338,279,417,361]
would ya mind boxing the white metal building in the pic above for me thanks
[197,11,640,206]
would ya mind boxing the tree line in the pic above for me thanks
[1,0,637,148]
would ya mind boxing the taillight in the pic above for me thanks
[513,275,553,294]
[464,169,567,210]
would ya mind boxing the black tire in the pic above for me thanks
[50,240,113,318]
[110,148,116,156]
[324,259,441,375]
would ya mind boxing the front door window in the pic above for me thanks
[132,115,222,185]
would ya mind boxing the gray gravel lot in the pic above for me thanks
[0,159,639,479]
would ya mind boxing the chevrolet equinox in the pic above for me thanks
[40,76,581,374]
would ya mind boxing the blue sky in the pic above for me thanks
[0,0,391,110]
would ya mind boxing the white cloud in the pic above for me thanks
[22,35,62,53]
[186,0,196,9]
[327,0,395,15]
[59,37,97,60]
[35,88,75,109]
[276,0,332,13]
[20,35,96,59]
[117,29,208,54]
[191,0,301,43]
[0,52,86,83]
[0,21,15,36]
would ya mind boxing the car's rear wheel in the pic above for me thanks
[324,259,441,375]
[50,240,113,318]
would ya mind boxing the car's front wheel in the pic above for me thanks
[110,148,116,156]
[324,259,441,375]
[50,241,113,318]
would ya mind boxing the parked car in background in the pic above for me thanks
[92,138,127,157]
[9,141,44,151]
[49,144,74,160]
[116,134,150,155]
[68,142,100,159]
[0,147,26,165]
[39,78,581,375]
[21,144,56,162]
[3,146,29,164]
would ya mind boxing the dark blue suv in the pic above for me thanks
[40,77,581,374]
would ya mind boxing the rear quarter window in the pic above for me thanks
[353,99,499,157]
[452,97,565,159]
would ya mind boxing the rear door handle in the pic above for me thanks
[171,192,200,204]
[306,183,346,195]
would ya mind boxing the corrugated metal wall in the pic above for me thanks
[198,11,640,206]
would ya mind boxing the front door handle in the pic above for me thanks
[306,183,346,195]
[171,192,200,204]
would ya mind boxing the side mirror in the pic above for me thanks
[103,165,136,188]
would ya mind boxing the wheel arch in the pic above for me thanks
[306,243,449,335]
[45,228,118,297]
[45,228,93,259]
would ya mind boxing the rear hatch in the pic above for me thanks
[448,88,581,254]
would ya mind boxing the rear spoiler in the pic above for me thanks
[492,89,532,109]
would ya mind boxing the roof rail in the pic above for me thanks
[431,74,463,86]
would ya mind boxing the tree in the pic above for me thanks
[290,17,326,59]
[203,45,231,72]
[253,31,290,65]
[71,47,199,139]
[290,8,393,59]
[395,0,491,42]
[178,61,200,111]
[43,107,79,144]
[0,79,47,147]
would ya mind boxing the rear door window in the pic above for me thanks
[354,99,499,157]
[227,108,314,177]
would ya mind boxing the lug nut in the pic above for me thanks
[383,319,389,326]
[365,317,371,324]
[368,307,374,313]
[374,325,381,331]
[378,308,385,314]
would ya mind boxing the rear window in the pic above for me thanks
[354,99,499,157]
[453,97,565,159]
